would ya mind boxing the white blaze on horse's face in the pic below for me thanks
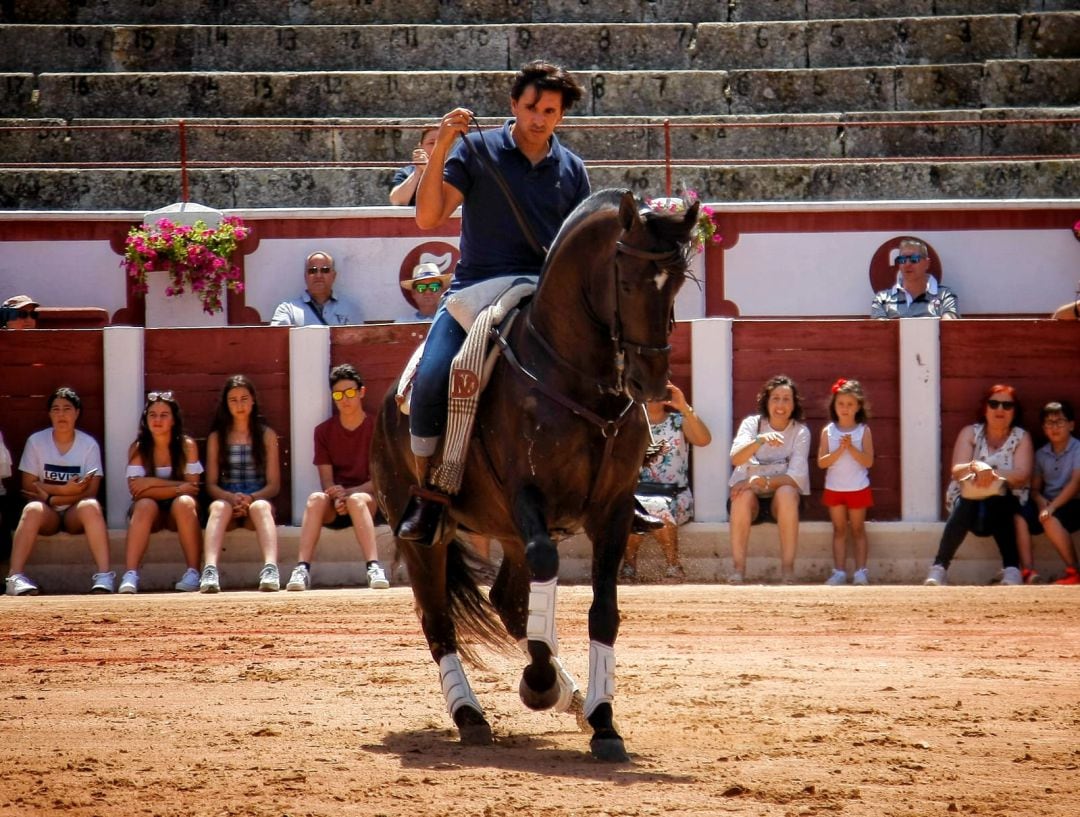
[652,270,670,291]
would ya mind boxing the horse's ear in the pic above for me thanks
[682,201,701,230]
[617,189,641,231]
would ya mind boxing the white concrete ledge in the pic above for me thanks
[5,522,1076,595]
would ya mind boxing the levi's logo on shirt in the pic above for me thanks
[43,464,80,485]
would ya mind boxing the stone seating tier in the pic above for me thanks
[4,0,1075,25]
[2,157,1076,210]
[4,63,1079,120]
[5,522,1074,594]
[4,110,1078,164]
[4,15,1078,73]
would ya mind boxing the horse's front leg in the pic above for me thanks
[511,485,567,712]
[582,497,633,762]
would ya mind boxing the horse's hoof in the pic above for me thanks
[454,706,493,746]
[590,730,630,763]
[518,673,560,711]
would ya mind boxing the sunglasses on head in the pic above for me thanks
[332,387,358,401]
[895,254,924,265]
[307,265,333,275]
[414,281,442,293]
[987,399,1015,410]
[147,390,174,402]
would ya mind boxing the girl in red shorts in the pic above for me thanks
[817,379,875,585]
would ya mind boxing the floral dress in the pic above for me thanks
[635,412,694,526]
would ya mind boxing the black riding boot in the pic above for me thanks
[397,493,445,543]
[631,497,664,534]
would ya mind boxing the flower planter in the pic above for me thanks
[144,268,228,328]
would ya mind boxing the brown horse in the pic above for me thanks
[371,188,699,761]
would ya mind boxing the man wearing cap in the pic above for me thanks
[271,251,360,326]
[2,295,39,330]
[401,262,452,321]
[870,239,959,319]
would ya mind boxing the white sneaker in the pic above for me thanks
[727,571,744,585]
[199,565,220,593]
[5,573,39,596]
[852,568,870,586]
[90,571,116,594]
[174,568,200,592]
[286,564,310,592]
[367,563,390,589]
[825,569,847,586]
[258,564,280,592]
[924,564,948,586]
[1001,566,1023,586]
[118,570,139,594]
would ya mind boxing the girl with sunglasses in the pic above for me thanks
[926,384,1032,586]
[200,375,281,592]
[117,391,203,594]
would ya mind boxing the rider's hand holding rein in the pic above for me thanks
[415,107,473,230]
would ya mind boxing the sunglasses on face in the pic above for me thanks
[307,265,333,275]
[332,387,358,401]
[1043,418,1069,428]
[414,282,442,293]
[147,391,174,402]
[987,399,1015,410]
[17,310,38,319]
[895,254,924,265]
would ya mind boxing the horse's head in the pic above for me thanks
[606,190,699,402]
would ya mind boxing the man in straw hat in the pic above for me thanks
[400,262,452,321]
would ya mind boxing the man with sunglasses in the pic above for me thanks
[286,363,389,591]
[271,251,359,326]
[400,262,452,320]
[1,294,40,330]
[870,239,959,319]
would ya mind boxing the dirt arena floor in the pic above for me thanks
[1,584,1077,817]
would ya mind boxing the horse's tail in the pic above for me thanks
[445,536,514,667]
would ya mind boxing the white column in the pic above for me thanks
[288,326,331,523]
[102,326,144,528]
[899,319,942,521]
[690,317,732,522]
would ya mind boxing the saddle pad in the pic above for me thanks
[431,279,537,495]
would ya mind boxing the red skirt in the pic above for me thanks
[823,486,874,509]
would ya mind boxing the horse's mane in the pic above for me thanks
[543,188,630,267]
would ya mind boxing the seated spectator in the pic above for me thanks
[870,239,958,319]
[5,387,113,596]
[400,262,452,321]
[0,429,11,558]
[727,375,811,584]
[285,364,389,592]
[200,375,281,592]
[388,126,439,206]
[117,391,204,594]
[271,251,359,327]
[925,384,1032,586]
[1018,401,1080,585]
[621,382,712,582]
[2,294,39,329]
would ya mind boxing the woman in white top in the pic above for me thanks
[728,375,811,584]
[119,391,204,594]
[925,384,1032,586]
[6,387,110,596]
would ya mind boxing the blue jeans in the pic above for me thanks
[409,301,467,454]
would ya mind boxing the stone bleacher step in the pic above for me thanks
[2,156,1076,210]
[7,521,1071,594]
[5,14,1077,73]
[6,0,1073,26]
[4,62,1078,120]
[3,109,1077,166]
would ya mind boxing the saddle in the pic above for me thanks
[396,276,537,495]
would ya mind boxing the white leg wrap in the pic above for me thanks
[438,654,483,719]
[526,577,559,655]
[583,640,616,719]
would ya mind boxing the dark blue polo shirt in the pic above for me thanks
[443,119,590,287]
